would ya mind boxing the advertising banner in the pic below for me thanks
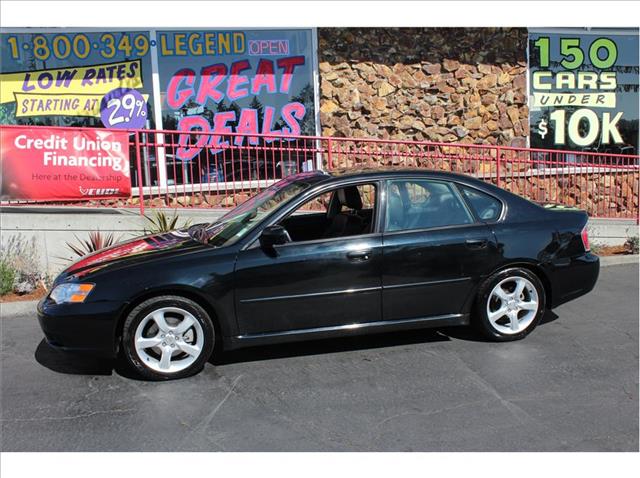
[0,59,143,103]
[157,29,316,162]
[529,29,639,155]
[0,31,155,129]
[0,29,317,188]
[0,127,131,200]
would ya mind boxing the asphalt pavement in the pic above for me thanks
[1,264,638,451]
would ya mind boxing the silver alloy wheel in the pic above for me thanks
[134,307,204,373]
[486,276,539,335]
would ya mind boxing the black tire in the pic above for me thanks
[474,267,546,341]
[121,295,215,380]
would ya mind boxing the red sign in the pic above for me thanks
[0,127,131,200]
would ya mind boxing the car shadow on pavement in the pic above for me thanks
[438,309,560,342]
[35,339,114,376]
[34,339,184,382]
[35,331,451,378]
[35,339,151,380]
[211,327,451,365]
[34,311,560,377]
[539,309,560,325]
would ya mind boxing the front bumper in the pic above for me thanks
[37,297,127,358]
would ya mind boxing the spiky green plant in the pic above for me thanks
[66,231,119,257]
[143,210,191,234]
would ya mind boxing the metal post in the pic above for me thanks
[495,145,501,187]
[149,30,168,190]
[142,130,151,186]
[134,131,145,216]
[635,163,640,225]
[326,137,333,170]
[637,171,639,225]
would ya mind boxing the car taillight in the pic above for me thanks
[581,226,590,252]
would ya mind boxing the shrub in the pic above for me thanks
[0,261,16,296]
[624,236,639,255]
[0,235,47,294]
[66,231,119,257]
[144,210,191,234]
[590,242,605,255]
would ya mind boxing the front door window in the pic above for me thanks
[277,183,378,242]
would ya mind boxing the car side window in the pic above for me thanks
[385,179,473,232]
[278,183,378,243]
[460,186,503,221]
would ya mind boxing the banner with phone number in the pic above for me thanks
[0,31,153,129]
[0,127,131,200]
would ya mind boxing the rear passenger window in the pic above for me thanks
[461,186,503,221]
[386,179,474,232]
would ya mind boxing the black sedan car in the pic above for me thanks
[38,170,600,380]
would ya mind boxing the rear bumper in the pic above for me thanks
[548,252,600,308]
[37,297,126,358]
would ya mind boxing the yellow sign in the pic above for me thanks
[532,92,616,109]
[0,59,143,105]
[13,92,150,117]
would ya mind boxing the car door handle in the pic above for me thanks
[347,249,372,261]
[465,239,488,249]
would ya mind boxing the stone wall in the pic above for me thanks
[318,28,529,147]
[500,172,639,217]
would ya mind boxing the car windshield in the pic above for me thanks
[188,172,327,247]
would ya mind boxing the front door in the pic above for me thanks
[234,182,382,336]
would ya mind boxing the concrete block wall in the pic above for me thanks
[0,207,225,276]
[586,219,639,248]
[1,207,637,276]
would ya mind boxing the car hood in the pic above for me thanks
[61,229,206,279]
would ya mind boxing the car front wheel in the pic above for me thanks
[475,268,546,341]
[122,295,215,380]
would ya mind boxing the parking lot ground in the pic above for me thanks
[1,264,638,452]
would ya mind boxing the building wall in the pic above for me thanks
[1,207,633,276]
[318,28,529,147]
[0,207,227,275]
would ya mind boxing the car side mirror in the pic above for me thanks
[259,225,291,249]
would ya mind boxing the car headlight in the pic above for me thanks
[49,283,95,304]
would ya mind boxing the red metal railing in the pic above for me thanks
[1,125,639,221]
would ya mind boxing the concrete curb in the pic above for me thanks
[599,255,639,267]
[0,300,39,317]
[1,257,637,318]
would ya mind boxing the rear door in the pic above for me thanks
[381,178,501,321]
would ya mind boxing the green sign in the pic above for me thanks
[529,29,639,155]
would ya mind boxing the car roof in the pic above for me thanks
[317,167,488,187]
[302,167,520,200]
[312,167,522,203]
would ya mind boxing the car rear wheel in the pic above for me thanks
[475,268,546,341]
[122,295,215,380]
